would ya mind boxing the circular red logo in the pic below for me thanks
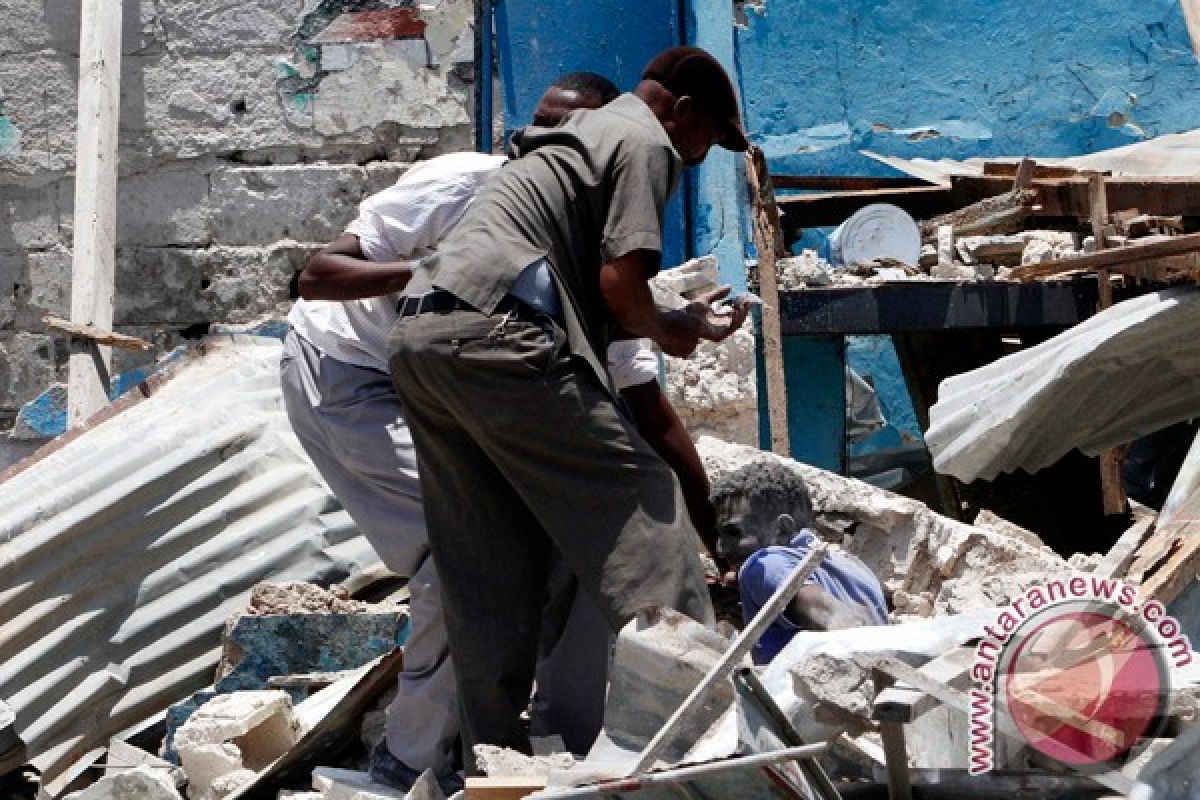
[1001,608,1167,766]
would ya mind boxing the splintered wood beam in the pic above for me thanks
[776,185,955,235]
[770,174,930,191]
[951,175,1200,219]
[919,189,1038,237]
[1088,172,1127,517]
[44,315,152,351]
[747,146,791,457]
[1010,231,1200,281]
[68,0,124,427]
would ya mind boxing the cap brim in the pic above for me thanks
[719,118,750,152]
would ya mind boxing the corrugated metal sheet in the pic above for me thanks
[926,288,1200,482]
[863,128,1200,183]
[0,335,382,785]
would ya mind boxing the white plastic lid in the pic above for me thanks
[828,203,921,267]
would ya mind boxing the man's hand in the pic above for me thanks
[683,286,751,343]
[600,250,751,359]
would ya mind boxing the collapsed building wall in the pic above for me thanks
[0,0,476,439]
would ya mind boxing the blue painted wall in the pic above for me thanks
[736,0,1200,177]
[493,0,690,265]
[726,0,1200,468]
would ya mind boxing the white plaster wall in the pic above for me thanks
[0,0,475,428]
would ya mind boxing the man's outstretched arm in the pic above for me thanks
[298,233,415,301]
[622,380,718,557]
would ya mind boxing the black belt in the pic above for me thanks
[398,290,521,318]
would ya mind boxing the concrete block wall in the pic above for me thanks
[0,0,476,431]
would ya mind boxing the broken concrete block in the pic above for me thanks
[313,766,445,800]
[278,793,325,800]
[664,328,757,446]
[778,251,833,288]
[74,766,183,800]
[930,261,978,281]
[473,745,574,777]
[651,255,718,297]
[214,583,407,695]
[790,651,875,730]
[600,608,733,763]
[174,690,302,800]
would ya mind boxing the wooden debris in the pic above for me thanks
[1094,514,1157,579]
[465,776,548,800]
[1010,231,1200,282]
[43,315,153,352]
[746,145,791,457]
[919,189,1038,238]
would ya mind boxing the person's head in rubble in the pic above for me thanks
[712,462,889,650]
[530,71,621,128]
[635,46,749,167]
[710,460,815,567]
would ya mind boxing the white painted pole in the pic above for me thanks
[68,0,123,427]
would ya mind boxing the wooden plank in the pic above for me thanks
[1094,514,1157,579]
[951,174,1200,219]
[770,175,930,191]
[776,185,955,235]
[465,776,548,800]
[984,161,1101,180]
[1088,173,1128,517]
[68,0,124,427]
[919,189,1038,237]
[747,146,791,457]
[44,315,152,351]
[1011,231,1200,281]
[1137,524,1200,606]
[873,684,939,724]
[1011,158,1037,190]
[878,721,912,800]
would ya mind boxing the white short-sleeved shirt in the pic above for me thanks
[287,152,659,390]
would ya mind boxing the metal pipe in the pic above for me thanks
[477,0,494,153]
[733,668,843,800]
[532,744,829,800]
[629,544,829,773]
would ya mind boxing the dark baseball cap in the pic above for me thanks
[641,46,749,152]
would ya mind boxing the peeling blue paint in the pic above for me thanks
[0,116,20,157]
[725,0,1200,469]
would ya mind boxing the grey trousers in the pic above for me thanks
[280,330,610,772]
[388,307,714,765]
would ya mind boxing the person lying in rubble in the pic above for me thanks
[282,72,720,792]
[711,460,890,665]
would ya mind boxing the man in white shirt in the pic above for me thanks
[282,73,718,791]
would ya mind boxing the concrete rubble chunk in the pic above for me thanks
[174,690,303,800]
[597,607,733,764]
[651,255,719,297]
[777,251,833,288]
[313,766,446,800]
[927,288,1200,482]
[74,765,183,800]
[473,745,574,778]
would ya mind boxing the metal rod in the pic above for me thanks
[534,745,829,800]
[477,0,493,153]
[629,544,829,774]
[733,668,842,800]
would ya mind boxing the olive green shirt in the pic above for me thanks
[425,93,683,395]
